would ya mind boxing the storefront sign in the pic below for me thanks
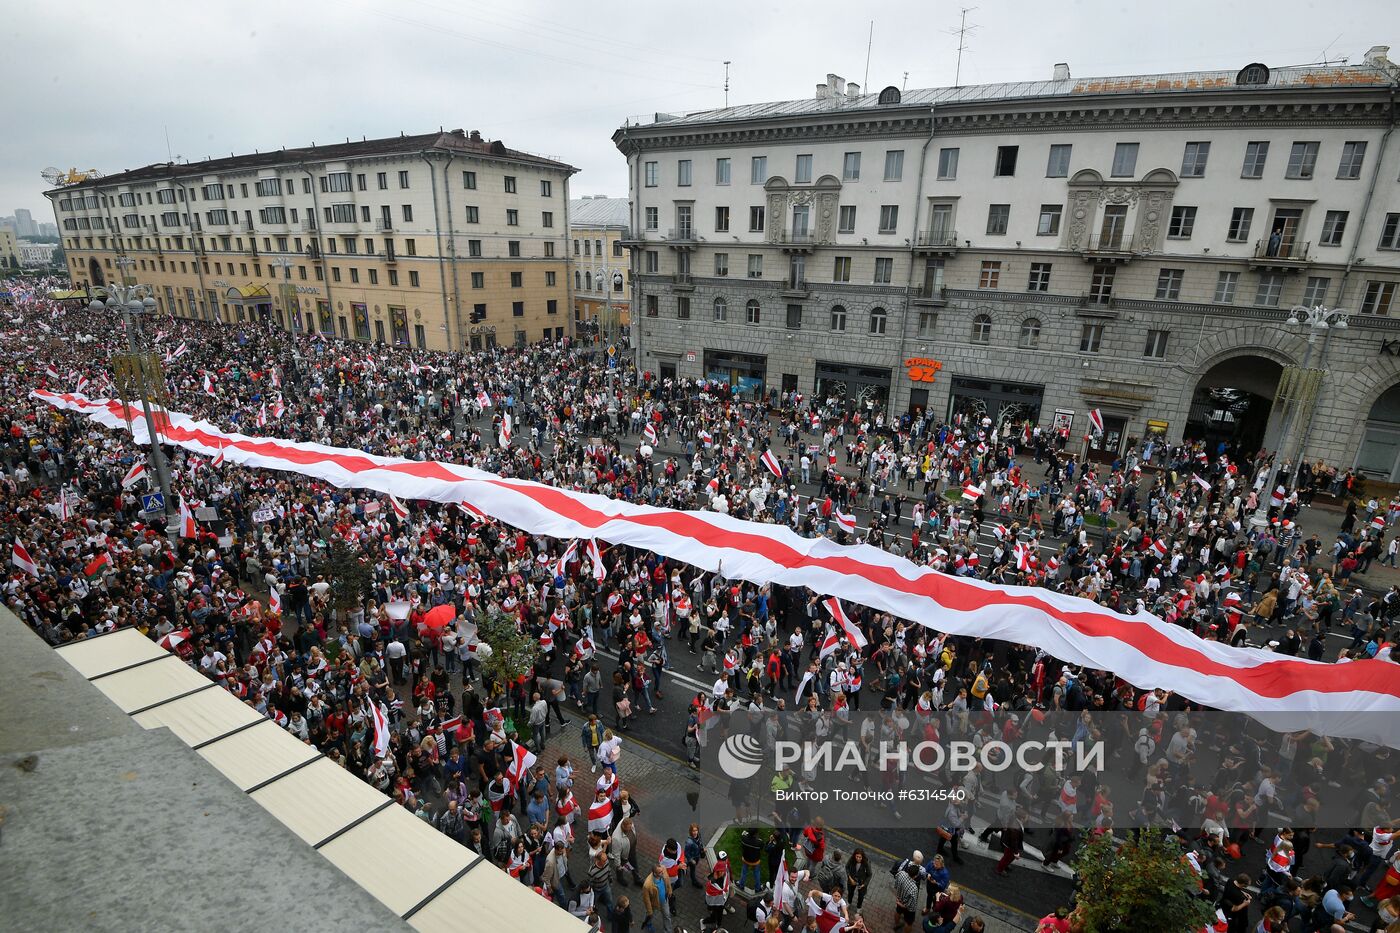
[295,286,321,295]
[904,357,943,383]
[685,351,696,362]
[1052,409,1075,433]
[1145,419,1169,437]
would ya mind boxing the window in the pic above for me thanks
[1165,205,1195,238]
[917,311,936,337]
[745,299,761,325]
[1362,281,1397,316]
[994,146,1019,177]
[879,205,899,234]
[1089,266,1115,304]
[324,172,352,193]
[397,170,410,189]
[374,172,386,190]
[1255,273,1284,307]
[507,240,521,257]
[937,148,959,180]
[1215,271,1239,304]
[1241,141,1269,179]
[1338,141,1367,179]
[643,295,658,317]
[786,304,803,329]
[259,207,286,224]
[504,176,517,193]
[714,206,729,232]
[349,268,360,284]
[979,261,1001,289]
[540,179,552,197]
[1302,275,1331,305]
[714,252,728,276]
[200,185,222,201]
[883,150,904,181]
[613,240,623,257]
[471,271,485,288]
[747,254,762,277]
[402,204,414,223]
[715,158,731,185]
[1046,144,1072,178]
[1079,322,1104,353]
[794,154,813,184]
[1018,318,1041,348]
[677,160,692,186]
[645,250,659,273]
[986,204,1009,236]
[206,209,229,226]
[510,271,523,287]
[713,297,728,321]
[409,270,420,287]
[971,314,992,344]
[467,239,482,257]
[1227,207,1254,242]
[329,203,355,223]
[1111,142,1139,177]
[405,238,416,255]
[645,206,658,230]
[1037,205,1062,236]
[830,305,847,331]
[833,256,851,282]
[1320,210,1348,247]
[751,156,767,184]
[842,152,861,181]
[513,301,525,317]
[873,257,893,284]
[677,297,691,320]
[838,205,857,234]
[541,211,554,228]
[255,178,282,197]
[1180,142,1211,177]
[160,210,180,226]
[644,162,658,187]
[505,209,518,226]
[463,171,477,189]
[1143,329,1169,359]
[1155,268,1184,300]
[1286,142,1319,179]
[157,188,177,204]
[868,307,887,335]
[459,205,477,225]
[389,270,398,286]
[1027,262,1052,292]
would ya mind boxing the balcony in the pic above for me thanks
[384,248,397,264]
[301,220,317,233]
[666,227,696,245]
[780,276,810,297]
[1077,293,1118,316]
[243,220,255,233]
[911,282,948,305]
[913,230,960,255]
[672,272,694,290]
[778,231,815,251]
[618,228,647,247]
[1080,233,1136,262]
[377,218,393,233]
[1249,238,1312,272]
[305,243,322,261]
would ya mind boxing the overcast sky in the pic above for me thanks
[2,0,1395,218]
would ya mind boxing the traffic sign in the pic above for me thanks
[141,493,165,513]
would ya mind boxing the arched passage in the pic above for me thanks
[1186,354,1282,459]
[87,257,105,287]
[1356,382,1400,480]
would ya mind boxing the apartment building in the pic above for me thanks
[615,49,1400,477]
[568,196,632,341]
[47,129,577,350]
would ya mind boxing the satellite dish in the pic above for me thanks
[41,167,64,185]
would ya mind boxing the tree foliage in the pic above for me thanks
[321,536,372,619]
[475,608,540,688]
[1072,829,1215,933]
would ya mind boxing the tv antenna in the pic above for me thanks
[945,7,980,87]
[863,21,874,90]
[723,60,731,107]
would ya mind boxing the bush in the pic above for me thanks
[1072,829,1214,933]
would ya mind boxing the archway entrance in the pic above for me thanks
[1357,382,1400,481]
[87,257,105,287]
[1186,355,1282,459]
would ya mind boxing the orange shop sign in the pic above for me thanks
[904,357,943,383]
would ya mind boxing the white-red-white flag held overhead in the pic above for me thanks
[760,448,784,479]
[643,423,658,445]
[203,373,216,397]
[272,395,286,419]
[1192,474,1212,492]
[157,628,191,651]
[370,701,391,758]
[212,446,225,468]
[178,496,197,538]
[1271,485,1287,508]
[121,462,147,489]
[824,596,868,650]
[268,586,282,616]
[498,413,513,448]
[507,740,537,784]
[389,495,410,520]
[476,389,492,409]
[1088,409,1104,435]
[1014,541,1032,572]
[11,541,39,577]
[834,510,857,534]
[587,538,607,583]
[818,627,842,659]
[962,482,984,502]
[75,374,89,396]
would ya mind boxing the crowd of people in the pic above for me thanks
[2,273,1398,932]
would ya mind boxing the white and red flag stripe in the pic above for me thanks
[642,423,658,445]
[834,510,857,534]
[389,495,410,520]
[33,389,1400,748]
[1088,408,1104,434]
[586,538,607,583]
[11,541,39,577]
[370,700,391,758]
[961,482,983,502]
[760,448,784,479]
[823,596,868,650]
[121,462,147,489]
[178,496,197,538]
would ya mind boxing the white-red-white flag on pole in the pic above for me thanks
[211,446,225,468]
[476,389,492,409]
[760,448,784,479]
[203,373,216,397]
[11,541,39,577]
[121,462,147,489]
[498,413,513,448]
[587,538,607,583]
[642,422,658,445]
[961,482,984,503]
[818,627,842,659]
[389,495,410,520]
[507,740,537,785]
[1270,485,1286,508]
[178,496,198,538]
[75,374,89,395]
[370,700,391,758]
[1014,541,1032,572]
[268,585,282,616]
[824,596,868,650]
[774,851,792,913]
[272,395,286,419]
[834,510,857,534]
[1088,409,1104,435]
[1192,474,1212,492]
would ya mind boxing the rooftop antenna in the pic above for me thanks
[724,60,731,107]
[1316,33,1347,65]
[863,21,874,90]
[903,71,909,93]
[946,7,980,87]
[164,125,172,162]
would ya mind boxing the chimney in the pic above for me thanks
[847,82,861,98]
[1365,45,1391,66]
[827,73,845,96]
[1053,63,1071,81]
[816,83,829,99]
[469,130,482,142]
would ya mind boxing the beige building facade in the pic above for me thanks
[0,228,19,272]
[47,130,577,350]
[568,196,632,342]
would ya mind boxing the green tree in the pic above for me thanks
[475,609,541,690]
[1072,829,1215,933]
[320,536,372,621]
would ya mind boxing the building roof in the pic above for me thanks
[568,196,631,229]
[620,57,1398,131]
[49,130,576,195]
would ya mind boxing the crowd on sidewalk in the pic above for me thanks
[2,275,1398,932]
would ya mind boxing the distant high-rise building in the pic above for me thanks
[12,209,36,238]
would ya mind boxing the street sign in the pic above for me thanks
[607,345,618,370]
[141,493,165,513]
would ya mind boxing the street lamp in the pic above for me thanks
[91,274,181,544]
[1248,304,1349,529]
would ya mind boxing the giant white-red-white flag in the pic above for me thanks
[33,389,1400,748]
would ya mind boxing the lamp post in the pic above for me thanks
[92,272,180,544]
[1248,304,1349,530]
[269,256,295,332]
